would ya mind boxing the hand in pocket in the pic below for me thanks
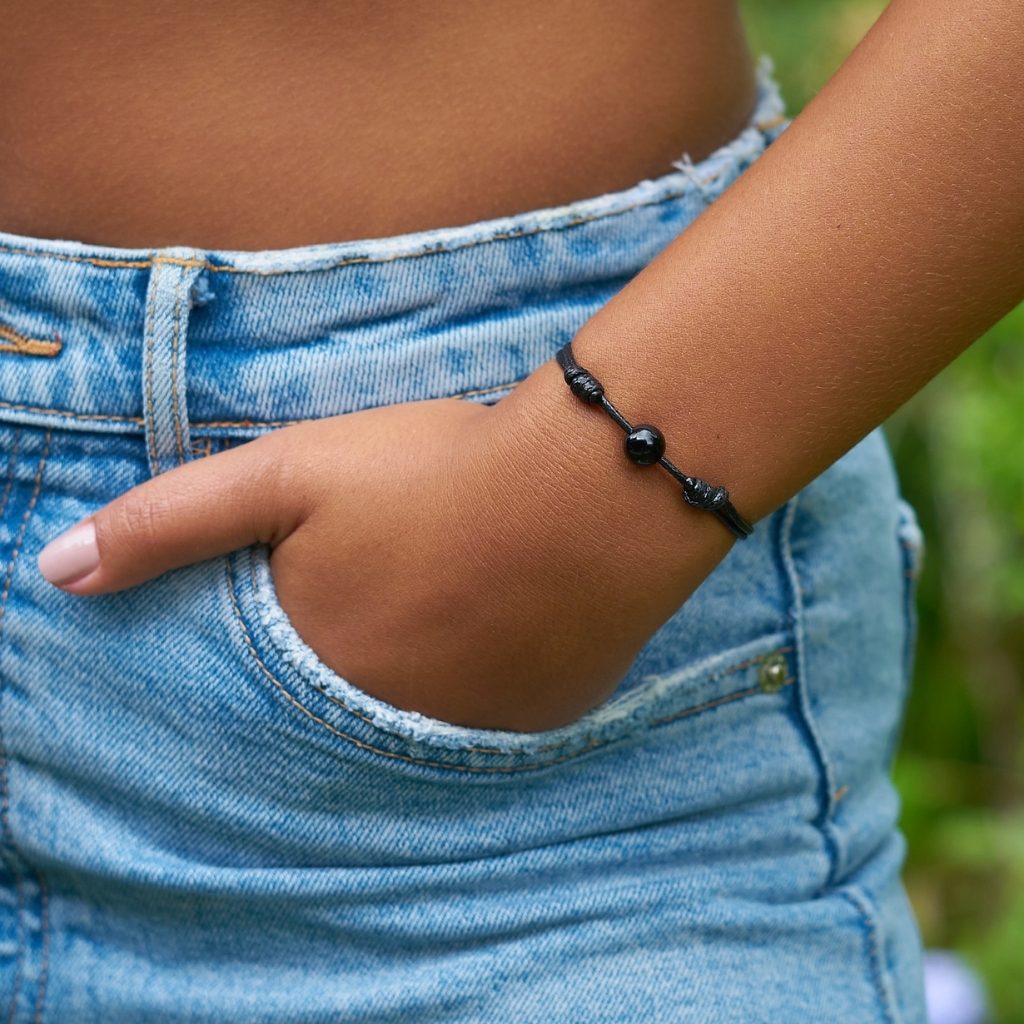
[36,379,735,731]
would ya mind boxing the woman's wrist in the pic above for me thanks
[489,0,1024,611]
[485,340,740,626]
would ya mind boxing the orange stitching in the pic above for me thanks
[170,269,186,464]
[0,400,143,424]
[181,416,308,430]
[0,321,62,358]
[0,339,59,357]
[229,552,793,772]
[0,377,523,431]
[0,246,150,269]
[0,431,50,1024]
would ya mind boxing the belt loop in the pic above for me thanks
[141,246,209,478]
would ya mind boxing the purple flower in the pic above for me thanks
[924,950,990,1024]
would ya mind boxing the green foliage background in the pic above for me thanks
[738,3,1024,1020]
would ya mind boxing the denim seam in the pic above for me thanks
[0,432,51,1024]
[778,494,843,888]
[143,259,162,475]
[0,401,145,426]
[0,377,522,431]
[170,267,187,466]
[0,430,22,523]
[837,886,903,1024]
[245,538,794,756]
[225,553,794,774]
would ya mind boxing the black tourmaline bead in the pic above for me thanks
[624,424,666,465]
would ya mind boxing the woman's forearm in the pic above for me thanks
[493,0,1023,615]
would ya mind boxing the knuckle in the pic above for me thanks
[249,430,316,519]
[104,492,179,549]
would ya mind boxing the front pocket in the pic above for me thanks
[225,541,795,778]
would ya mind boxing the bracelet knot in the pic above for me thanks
[681,476,730,511]
[555,339,753,540]
[563,365,605,404]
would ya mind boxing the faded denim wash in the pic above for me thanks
[0,58,928,1022]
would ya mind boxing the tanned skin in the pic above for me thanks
[22,0,1024,731]
[0,1,756,248]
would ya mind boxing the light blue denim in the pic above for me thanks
[0,58,928,1022]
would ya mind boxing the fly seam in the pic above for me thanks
[0,417,21,967]
[233,551,794,769]
[0,429,22,522]
[2,860,24,1024]
[0,430,50,632]
[0,431,51,1024]
[0,321,62,358]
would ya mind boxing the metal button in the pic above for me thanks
[758,651,789,693]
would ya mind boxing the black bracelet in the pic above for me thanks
[555,340,754,540]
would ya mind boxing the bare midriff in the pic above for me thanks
[0,0,757,251]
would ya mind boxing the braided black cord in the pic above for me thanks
[555,341,754,540]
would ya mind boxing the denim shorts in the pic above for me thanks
[0,59,928,1023]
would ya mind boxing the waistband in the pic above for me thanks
[0,56,788,467]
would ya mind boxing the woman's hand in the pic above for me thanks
[36,364,736,732]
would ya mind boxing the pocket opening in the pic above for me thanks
[224,542,794,775]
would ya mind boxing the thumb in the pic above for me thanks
[37,431,311,595]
